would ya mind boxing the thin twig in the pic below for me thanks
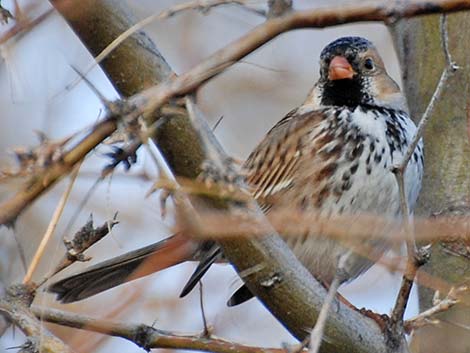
[32,306,288,353]
[0,8,52,44]
[199,281,211,337]
[308,276,341,353]
[394,15,458,177]
[390,13,458,335]
[404,286,467,332]
[23,165,81,284]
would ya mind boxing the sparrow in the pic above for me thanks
[48,36,423,305]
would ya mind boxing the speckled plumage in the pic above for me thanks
[244,104,422,285]
[49,36,423,305]
[241,36,423,287]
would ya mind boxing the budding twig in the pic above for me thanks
[404,286,468,332]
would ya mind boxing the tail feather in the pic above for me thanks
[48,233,197,303]
[227,284,254,306]
[179,244,222,298]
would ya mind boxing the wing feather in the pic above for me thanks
[244,109,325,210]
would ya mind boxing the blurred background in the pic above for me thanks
[0,1,419,352]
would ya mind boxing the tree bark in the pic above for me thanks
[391,13,470,353]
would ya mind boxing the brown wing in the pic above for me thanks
[243,108,326,212]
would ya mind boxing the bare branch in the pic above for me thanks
[133,0,470,118]
[199,282,211,337]
[389,13,458,341]
[394,15,458,178]
[33,306,292,353]
[0,8,52,44]
[309,276,341,353]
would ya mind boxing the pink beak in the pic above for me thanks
[328,56,354,80]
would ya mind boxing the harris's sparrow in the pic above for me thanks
[49,37,423,304]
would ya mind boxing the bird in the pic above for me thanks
[48,36,423,305]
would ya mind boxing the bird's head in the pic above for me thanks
[305,36,406,111]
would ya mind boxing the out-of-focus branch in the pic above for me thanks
[179,207,470,244]
[70,0,265,87]
[23,166,80,284]
[33,306,293,353]
[0,7,52,44]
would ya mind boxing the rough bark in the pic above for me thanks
[49,1,390,352]
[391,13,470,353]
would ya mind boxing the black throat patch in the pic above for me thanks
[320,77,371,108]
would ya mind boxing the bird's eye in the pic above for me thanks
[364,58,374,71]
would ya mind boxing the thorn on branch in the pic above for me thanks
[4,132,72,180]
[6,340,36,353]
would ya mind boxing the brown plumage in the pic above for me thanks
[48,36,423,305]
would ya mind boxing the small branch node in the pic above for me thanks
[413,245,431,267]
[134,324,157,352]
[260,273,283,288]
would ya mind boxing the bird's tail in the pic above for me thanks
[48,233,198,303]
